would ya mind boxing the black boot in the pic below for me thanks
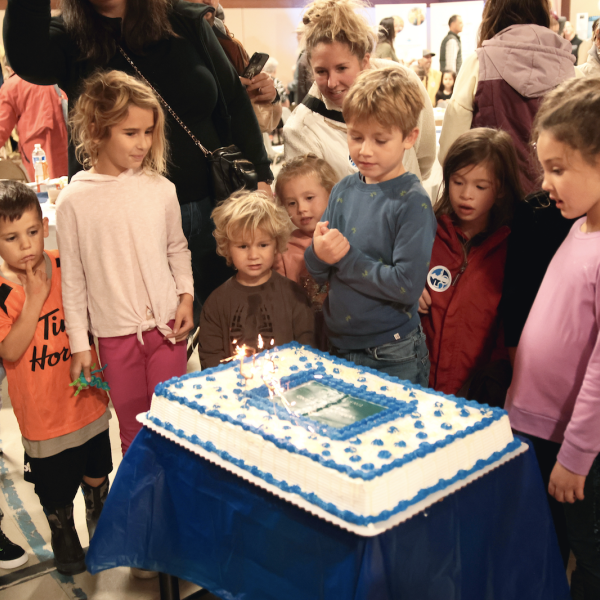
[44,505,86,575]
[80,478,109,541]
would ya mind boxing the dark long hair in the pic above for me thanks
[436,128,523,233]
[436,70,456,96]
[378,17,395,45]
[478,0,550,47]
[62,0,177,63]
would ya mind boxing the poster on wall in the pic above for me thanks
[374,4,428,65]
[429,1,484,71]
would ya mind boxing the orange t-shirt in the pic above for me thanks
[0,250,108,441]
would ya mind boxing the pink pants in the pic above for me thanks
[98,324,186,456]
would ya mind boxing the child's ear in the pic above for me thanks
[403,128,419,150]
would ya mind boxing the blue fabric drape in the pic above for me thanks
[86,429,570,600]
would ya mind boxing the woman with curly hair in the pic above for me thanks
[283,0,435,182]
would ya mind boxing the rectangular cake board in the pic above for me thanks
[138,413,527,537]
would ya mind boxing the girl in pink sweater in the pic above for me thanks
[274,154,338,350]
[506,78,600,596]
[57,71,194,455]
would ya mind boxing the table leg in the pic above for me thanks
[158,573,180,600]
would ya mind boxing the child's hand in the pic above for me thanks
[549,461,586,503]
[168,294,194,343]
[313,221,350,265]
[71,350,92,384]
[418,288,432,314]
[18,260,50,307]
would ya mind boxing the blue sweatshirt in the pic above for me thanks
[304,172,436,350]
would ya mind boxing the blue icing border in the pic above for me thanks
[152,342,509,481]
[148,414,522,526]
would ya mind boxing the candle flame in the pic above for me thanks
[258,334,264,350]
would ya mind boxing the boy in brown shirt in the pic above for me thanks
[198,190,314,368]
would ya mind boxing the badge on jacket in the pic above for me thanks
[427,266,452,292]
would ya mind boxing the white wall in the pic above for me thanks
[222,7,304,88]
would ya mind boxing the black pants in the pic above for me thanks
[520,432,600,599]
[24,429,113,509]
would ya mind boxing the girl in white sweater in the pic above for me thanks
[57,71,194,455]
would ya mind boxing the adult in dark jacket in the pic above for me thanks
[4,0,273,305]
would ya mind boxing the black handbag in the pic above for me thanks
[118,46,258,203]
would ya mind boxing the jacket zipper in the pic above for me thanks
[452,241,468,286]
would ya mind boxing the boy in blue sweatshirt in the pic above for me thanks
[304,67,436,385]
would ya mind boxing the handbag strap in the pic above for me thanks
[117,45,211,157]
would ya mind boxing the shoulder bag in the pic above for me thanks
[118,46,257,203]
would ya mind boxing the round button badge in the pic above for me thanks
[427,266,452,292]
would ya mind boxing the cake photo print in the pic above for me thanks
[142,343,525,536]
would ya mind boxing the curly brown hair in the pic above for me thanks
[302,0,375,61]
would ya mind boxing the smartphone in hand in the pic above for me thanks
[242,52,270,79]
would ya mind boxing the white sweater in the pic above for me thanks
[56,169,194,354]
[283,58,436,183]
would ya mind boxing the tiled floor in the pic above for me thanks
[0,349,217,600]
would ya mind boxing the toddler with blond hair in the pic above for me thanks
[199,190,314,368]
[274,154,338,349]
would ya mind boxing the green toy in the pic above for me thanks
[69,363,110,396]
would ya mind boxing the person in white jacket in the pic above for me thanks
[283,0,435,183]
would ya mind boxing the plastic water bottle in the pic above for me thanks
[32,144,49,184]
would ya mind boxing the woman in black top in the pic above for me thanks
[4,0,273,304]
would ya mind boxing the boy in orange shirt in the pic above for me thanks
[0,181,111,576]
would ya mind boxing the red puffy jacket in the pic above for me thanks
[422,215,509,395]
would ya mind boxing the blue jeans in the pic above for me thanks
[332,325,430,387]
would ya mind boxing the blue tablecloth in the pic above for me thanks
[86,428,570,600]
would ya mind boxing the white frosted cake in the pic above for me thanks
[144,343,521,532]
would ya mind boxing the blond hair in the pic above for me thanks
[342,67,424,137]
[302,0,375,61]
[70,70,168,174]
[274,154,338,204]
[212,190,294,266]
[533,78,600,166]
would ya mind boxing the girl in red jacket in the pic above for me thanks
[419,128,522,397]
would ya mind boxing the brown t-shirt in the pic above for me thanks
[198,271,315,369]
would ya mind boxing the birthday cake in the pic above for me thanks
[144,343,521,532]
